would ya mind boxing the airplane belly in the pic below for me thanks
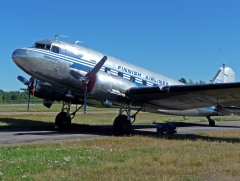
[158,108,217,116]
[143,107,218,117]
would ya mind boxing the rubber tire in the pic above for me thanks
[55,112,71,129]
[209,119,215,127]
[113,115,132,136]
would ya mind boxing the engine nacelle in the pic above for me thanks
[31,79,82,105]
[101,99,113,108]
[90,71,136,102]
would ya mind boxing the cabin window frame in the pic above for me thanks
[130,76,135,82]
[142,80,147,86]
[118,72,123,77]
[105,67,111,73]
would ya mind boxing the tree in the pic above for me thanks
[188,79,194,85]
[198,80,206,84]
[179,78,187,84]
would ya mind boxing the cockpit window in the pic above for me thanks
[46,44,51,50]
[35,43,51,50]
[35,43,45,49]
[51,45,60,53]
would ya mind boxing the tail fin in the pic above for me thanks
[211,64,235,83]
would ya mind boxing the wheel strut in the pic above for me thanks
[55,101,83,129]
[113,103,142,136]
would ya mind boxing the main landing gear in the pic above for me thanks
[55,102,82,129]
[113,104,141,136]
[206,116,215,127]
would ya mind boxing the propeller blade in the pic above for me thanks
[20,88,28,91]
[27,91,30,111]
[28,77,35,96]
[85,56,107,78]
[17,75,29,85]
[69,56,107,114]
[17,76,35,111]
[83,85,87,114]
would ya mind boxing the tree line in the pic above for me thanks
[0,90,41,104]
[0,78,206,104]
[178,78,206,85]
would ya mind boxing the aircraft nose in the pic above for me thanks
[12,48,28,66]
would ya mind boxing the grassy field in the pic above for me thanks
[0,104,240,180]
[0,134,240,181]
[0,103,109,112]
[1,109,240,130]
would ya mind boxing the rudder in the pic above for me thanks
[211,64,235,83]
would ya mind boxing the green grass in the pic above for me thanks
[1,104,240,180]
[1,104,240,129]
[0,103,116,112]
[0,112,179,129]
[0,134,240,181]
[0,103,60,112]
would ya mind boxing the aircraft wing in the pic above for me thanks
[126,82,240,110]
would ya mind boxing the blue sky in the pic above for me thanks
[1,0,240,90]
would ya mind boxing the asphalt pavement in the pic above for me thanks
[0,121,239,145]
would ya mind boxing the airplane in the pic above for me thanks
[12,38,240,135]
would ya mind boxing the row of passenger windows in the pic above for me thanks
[105,67,160,86]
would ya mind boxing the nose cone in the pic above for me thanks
[12,49,26,62]
[12,48,29,68]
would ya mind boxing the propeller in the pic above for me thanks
[17,76,29,86]
[70,56,107,114]
[17,76,35,111]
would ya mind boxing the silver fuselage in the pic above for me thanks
[12,40,220,117]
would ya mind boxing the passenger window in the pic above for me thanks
[51,46,60,53]
[118,72,123,77]
[105,67,110,73]
[130,76,135,82]
[142,80,147,86]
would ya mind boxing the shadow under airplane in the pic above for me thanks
[0,117,240,144]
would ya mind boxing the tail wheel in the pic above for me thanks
[113,115,132,136]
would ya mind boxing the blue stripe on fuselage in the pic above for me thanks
[32,48,96,67]
[207,106,217,111]
[29,48,164,87]
[69,63,91,72]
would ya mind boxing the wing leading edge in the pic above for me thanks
[126,82,240,110]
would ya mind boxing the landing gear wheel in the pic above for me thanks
[207,116,215,127]
[209,119,215,127]
[55,112,71,129]
[113,115,132,136]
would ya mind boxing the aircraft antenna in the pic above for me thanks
[75,40,83,45]
[54,34,68,41]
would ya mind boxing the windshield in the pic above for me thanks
[34,43,51,50]
[34,42,60,54]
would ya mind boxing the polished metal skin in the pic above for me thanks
[12,39,237,117]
